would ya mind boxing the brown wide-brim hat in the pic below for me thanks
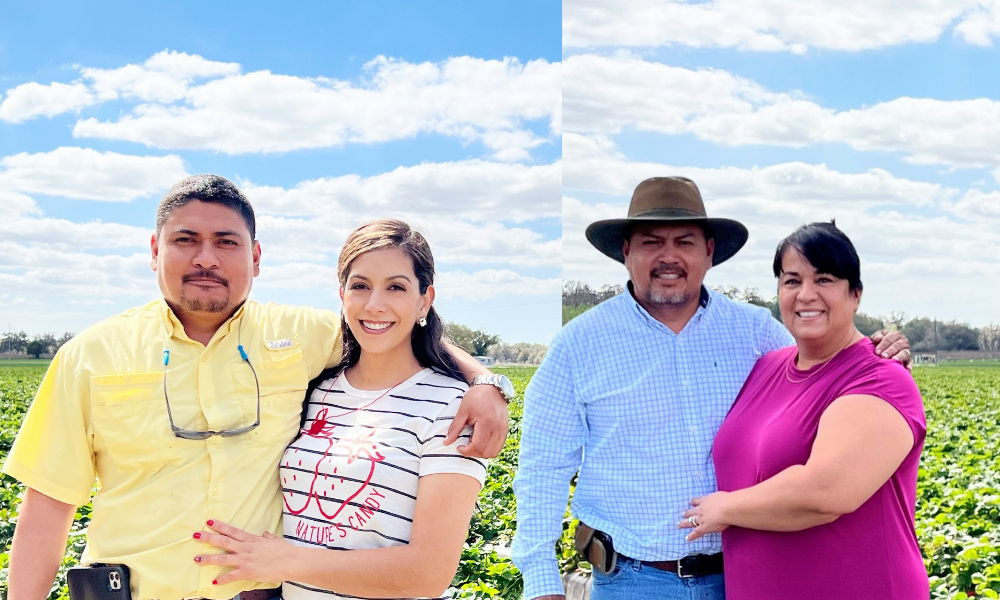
[585,176,748,266]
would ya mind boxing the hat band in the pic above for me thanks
[628,207,706,220]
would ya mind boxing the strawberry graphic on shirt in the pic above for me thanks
[283,407,385,520]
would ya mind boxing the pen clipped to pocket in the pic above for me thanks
[67,564,132,600]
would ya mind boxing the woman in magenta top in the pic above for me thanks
[680,222,929,599]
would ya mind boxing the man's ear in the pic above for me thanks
[706,238,715,265]
[622,239,631,260]
[252,240,262,277]
[150,233,159,272]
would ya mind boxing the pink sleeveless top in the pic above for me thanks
[713,338,928,599]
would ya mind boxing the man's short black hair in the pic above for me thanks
[156,174,256,239]
[772,221,863,292]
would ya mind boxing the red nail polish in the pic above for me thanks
[193,532,202,539]
[212,580,218,586]
[207,519,214,526]
[194,556,201,563]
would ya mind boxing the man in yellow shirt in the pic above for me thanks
[4,175,510,600]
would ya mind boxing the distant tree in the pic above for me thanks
[711,286,780,321]
[487,342,548,365]
[1,330,29,354]
[902,318,935,352]
[36,333,57,353]
[853,312,886,337]
[902,318,979,352]
[562,281,623,307]
[444,322,501,356]
[444,323,477,354]
[26,340,46,359]
[55,332,75,352]
[938,321,979,351]
[980,323,1000,356]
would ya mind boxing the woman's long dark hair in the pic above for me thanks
[306,219,464,406]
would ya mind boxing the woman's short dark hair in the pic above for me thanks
[772,221,863,292]
[156,174,256,239]
[313,219,464,392]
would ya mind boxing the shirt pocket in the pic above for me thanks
[582,388,660,455]
[90,372,183,469]
[234,343,309,449]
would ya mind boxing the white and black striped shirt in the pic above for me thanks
[280,368,487,600]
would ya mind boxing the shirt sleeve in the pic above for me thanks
[758,311,794,355]
[295,307,344,378]
[418,392,488,485]
[511,332,585,599]
[840,362,927,445]
[3,344,96,506]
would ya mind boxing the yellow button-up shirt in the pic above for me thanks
[3,299,342,600]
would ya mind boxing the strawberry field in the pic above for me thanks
[1,364,998,599]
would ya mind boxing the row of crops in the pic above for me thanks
[1,364,998,599]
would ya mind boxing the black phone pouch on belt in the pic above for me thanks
[574,522,618,575]
[67,564,132,600]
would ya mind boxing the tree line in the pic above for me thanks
[0,325,549,365]
[563,281,999,354]
[443,322,547,365]
[0,331,75,358]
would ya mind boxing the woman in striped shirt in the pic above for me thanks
[195,219,487,599]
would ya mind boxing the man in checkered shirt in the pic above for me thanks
[511,177,910,600]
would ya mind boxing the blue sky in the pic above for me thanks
[0,1,562,344]
[562,0,1000,327]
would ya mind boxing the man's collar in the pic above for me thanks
[625,282,712,330]
[158,298,248,340]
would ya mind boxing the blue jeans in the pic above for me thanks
[590,557,726,600]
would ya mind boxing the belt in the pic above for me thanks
[182,588,282,600]
[636,553,724,578]
[227,588,282,600]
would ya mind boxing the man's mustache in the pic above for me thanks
[183,270,229,287]
[651,264,686,278]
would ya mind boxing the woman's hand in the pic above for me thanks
[679,492,732,542]
[193,520,295,585]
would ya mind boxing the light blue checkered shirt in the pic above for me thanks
[511,286,794,599]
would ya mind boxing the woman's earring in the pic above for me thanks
[417,316,428,327]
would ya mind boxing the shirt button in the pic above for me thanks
[201,354,209,363]
[204,401,212,408]
[203,589,211,596]
[212,487,220,497]
[211,438,221,448]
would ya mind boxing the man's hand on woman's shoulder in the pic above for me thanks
[870,330,912,370]
[445,384,509,459]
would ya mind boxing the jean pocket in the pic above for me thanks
[591,556,631,586]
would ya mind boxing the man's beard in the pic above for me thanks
[178,294,231,313]
[643,264,691,306]
[178,269,230,312]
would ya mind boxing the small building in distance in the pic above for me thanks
[475,356,495,366]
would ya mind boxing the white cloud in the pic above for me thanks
[72,54,561,160]
[0,190,41,219]
[436,270,561,300]
[244,159,560,222]
[0,82,95,123]
[565,55,1000,168]
[0,216,149,250]
[564,0,998,52]
[949,189,1000,221]
[0,147,188,201]
[0,243,153,297]
[563,135,953,207]
[81,50,240,103]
